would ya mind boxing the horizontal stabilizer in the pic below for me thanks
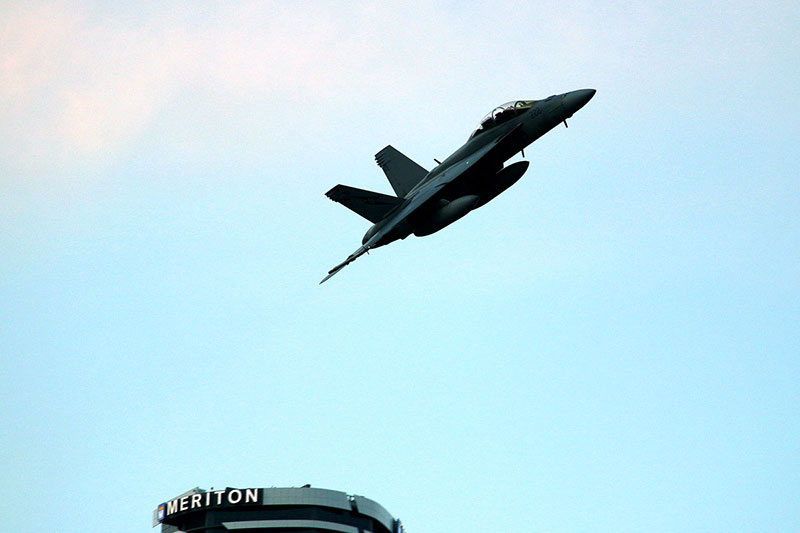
[375,145,428,197]
[326,185,402,223]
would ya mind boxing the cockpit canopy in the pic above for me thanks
[469,100,537,139]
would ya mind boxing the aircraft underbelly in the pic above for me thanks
[411,195,481,236]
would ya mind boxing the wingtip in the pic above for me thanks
[325,185,342,200]
[319,263,346,284]
[319,245,371,285]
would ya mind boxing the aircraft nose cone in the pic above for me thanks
[562,88,596,116]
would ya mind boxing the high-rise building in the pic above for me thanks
[153,486,403,533]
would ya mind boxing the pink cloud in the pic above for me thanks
[0,1,605,181]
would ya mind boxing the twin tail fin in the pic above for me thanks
[374,145,428,198]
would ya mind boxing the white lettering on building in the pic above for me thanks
[164,488,261,517]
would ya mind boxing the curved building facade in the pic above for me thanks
[153,486,403,533]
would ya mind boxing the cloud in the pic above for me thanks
[3,3,458,178]
[2,0,713,183]
[1,4,191,179]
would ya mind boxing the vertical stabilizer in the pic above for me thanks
[374,145,428,197]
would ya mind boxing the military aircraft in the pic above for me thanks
[321,88,596,283]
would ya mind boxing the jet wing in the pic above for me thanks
[320,123,524,284]
[319,244,370,284]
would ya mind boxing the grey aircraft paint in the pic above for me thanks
[321,88,596,283]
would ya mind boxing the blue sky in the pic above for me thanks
[1,2,798,531]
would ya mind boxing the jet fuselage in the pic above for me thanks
[321,88,595,283]
[365,89,596,247]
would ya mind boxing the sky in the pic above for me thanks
[1,1,798,531]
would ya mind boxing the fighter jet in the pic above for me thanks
[321,88,596,283]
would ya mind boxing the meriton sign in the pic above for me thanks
[164,488,260,518]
